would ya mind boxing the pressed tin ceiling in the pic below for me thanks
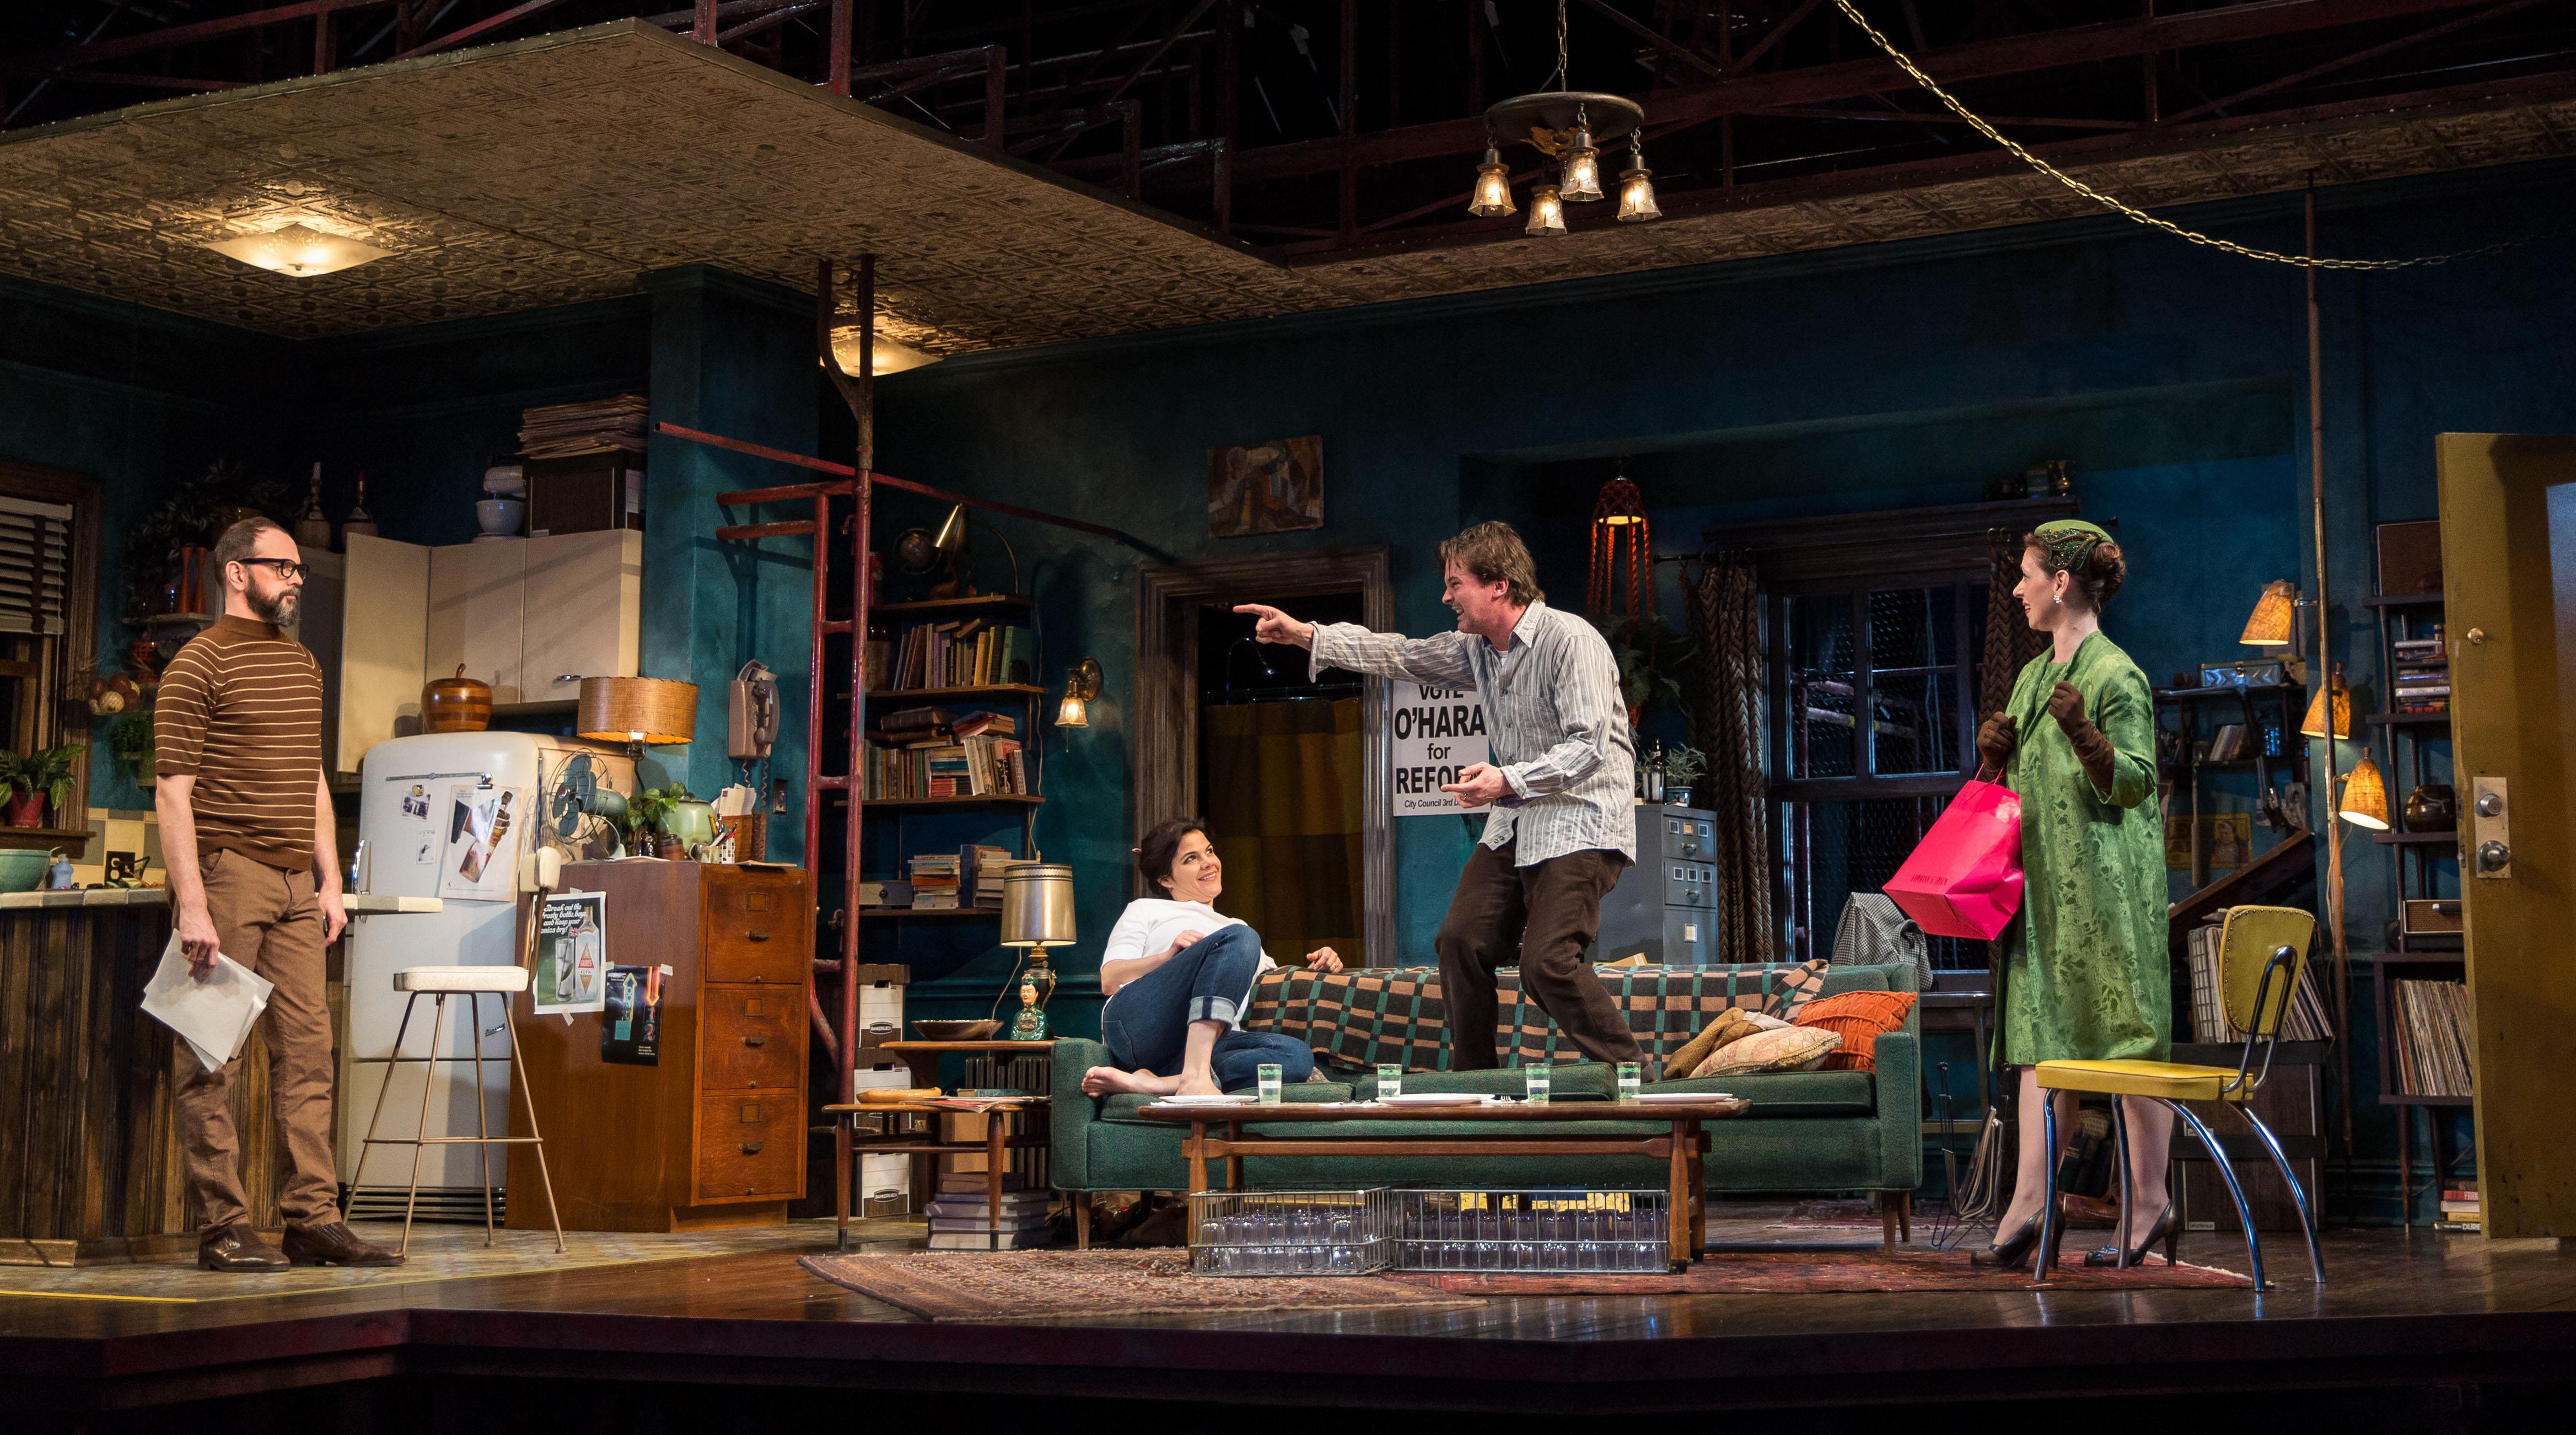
[0,18,2569,351]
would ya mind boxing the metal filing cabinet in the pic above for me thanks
[1594,804,1720,965]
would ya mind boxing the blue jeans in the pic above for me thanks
[1099,925,1315,1091]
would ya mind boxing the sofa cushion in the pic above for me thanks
[1659,1008,1761,1081]
[1096,1082,1355,1127]
[1695,1025,1839,1077]
[1649,1068,1877,1117]
[1792,990,1919,1072]
[1351,1063,1613,1101]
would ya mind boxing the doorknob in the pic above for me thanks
[2472,776,2512,880]
[2476,791,2504,818]
[2478,841,2512,873]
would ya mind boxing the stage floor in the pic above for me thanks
[5,1206,2571,1425]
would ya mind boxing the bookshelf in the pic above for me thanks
[854,592,1045,924]
[2150,681,2309,892]
[2364,542,2468,1226]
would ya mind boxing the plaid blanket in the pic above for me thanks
[1243,961,1830,1072]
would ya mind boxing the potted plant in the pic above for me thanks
[1590,612,1695,729]
[1661,744,1707,808]
[3,743,83,827]
[109,712,154,788]
[622,783,693,857]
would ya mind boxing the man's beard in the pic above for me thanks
[250,585,299,625]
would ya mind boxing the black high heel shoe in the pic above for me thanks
[2085,1202,2180,1268]
[1975,1214,2046,1270]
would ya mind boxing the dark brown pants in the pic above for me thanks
[1435,841,1643,1068]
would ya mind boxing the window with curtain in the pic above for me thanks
[0,464,103,835]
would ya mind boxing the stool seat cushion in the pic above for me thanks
[395,965,531,993]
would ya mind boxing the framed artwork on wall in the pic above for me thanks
[1209,436,1322,537]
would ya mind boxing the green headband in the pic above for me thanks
[2034,519,2112,573]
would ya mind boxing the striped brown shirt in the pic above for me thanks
[155,615,324,872]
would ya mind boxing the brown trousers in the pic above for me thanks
[1434,841,1644,1068]
[176,847,340,1232]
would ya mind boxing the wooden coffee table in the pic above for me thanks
[1136,1097,1748,1270]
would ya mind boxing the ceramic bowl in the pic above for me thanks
[0,849,54,893]
[475,498,525,535]
[912,1019,1002,1041]
[482,464,526,497]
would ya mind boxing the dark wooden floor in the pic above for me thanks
[6,1219,2573,1428]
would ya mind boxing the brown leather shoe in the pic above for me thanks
[282,1222,406,1267]
[198,1224,291,1272]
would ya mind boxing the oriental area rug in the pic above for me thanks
[799,1245,2249,1320]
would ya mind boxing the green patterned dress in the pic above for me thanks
[1998,631,2171,1065]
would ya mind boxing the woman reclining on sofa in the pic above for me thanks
[1079,817,1343,1099]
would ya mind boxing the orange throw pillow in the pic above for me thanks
[1789,990,1918,1072]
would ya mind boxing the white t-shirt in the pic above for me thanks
[1101,899,1275,984]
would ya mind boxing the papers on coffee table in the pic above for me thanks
[1154,1093,1259,1106]
[1374,1092,1497,1108]
[1631,1090,1736,1103]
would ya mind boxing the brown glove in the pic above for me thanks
[1975,712,2017,771]
[2049,681,2116,791]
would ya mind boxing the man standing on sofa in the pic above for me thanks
[157,517,400,1271]
[1237,521,1645,1069]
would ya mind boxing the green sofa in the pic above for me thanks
[1050,960,1922,1246]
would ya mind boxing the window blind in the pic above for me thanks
[0,495,74,636]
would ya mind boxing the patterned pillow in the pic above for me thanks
[1791,990,1918,1072]
[1660,1008,1761,1081]
[1692,1025,1840,1078]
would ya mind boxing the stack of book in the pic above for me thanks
[2436,1180,2481,1234]
[962,845,1015,910]
[907,852,962,910]
[518,394,648,459]
[926,1173,1053,1250]
[870,620,1035,692]
[2185,923,2333,1042]
[2387,977,2475,1097]
[2392,636,2449,715]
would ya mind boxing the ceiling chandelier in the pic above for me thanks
[1469,1,1660,234]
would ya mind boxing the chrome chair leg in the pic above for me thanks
[2110,1095,2136,1270]
[351,991,422,1201]
[470,992,496,1246]
[399,994,449,1260]
[2033,1093,2061,1286]
[2238,1103,2323,1284]
[2164,1098,2265,1291]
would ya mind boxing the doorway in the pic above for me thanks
[1135,547,1394,967]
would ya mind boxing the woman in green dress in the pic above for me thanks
[1973,520,2175,1271]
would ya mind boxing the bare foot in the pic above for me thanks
[1082,1066,1183,1097]
[1175,1072,1222,1098]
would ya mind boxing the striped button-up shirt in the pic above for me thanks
[1310,600,1636,864]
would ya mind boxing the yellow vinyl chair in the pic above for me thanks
[2031,905,2321,1289]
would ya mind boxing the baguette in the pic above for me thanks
[855,1087,943,1105]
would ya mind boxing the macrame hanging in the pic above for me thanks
[1588,468,1652,619]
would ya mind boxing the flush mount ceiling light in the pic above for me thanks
[202,222,390,277]
[827,329,944,377]
[1469,1,1655,236]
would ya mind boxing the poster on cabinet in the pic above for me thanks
[534,889,608,1016]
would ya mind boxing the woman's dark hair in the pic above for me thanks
[1136,816,1210,895]
[2024,530,2128,612]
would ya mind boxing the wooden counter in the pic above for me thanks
[0,888,442,1266]
[506,861,813,1233]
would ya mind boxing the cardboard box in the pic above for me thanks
[940,1111,991,1175]
[853,1063,915,1093]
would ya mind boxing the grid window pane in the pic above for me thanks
[1872,672,1960,776]
[1784,594,1856,779]
[1870,585,1957,670]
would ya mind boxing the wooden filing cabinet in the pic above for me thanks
[507,860,811,1232]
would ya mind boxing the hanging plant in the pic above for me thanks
[1590,612,1695,728]
[122,460,291,624]
[110,712,155,787]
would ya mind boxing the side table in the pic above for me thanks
[822,1099,1052,1250]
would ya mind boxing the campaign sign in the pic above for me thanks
[1391,684,1492,816]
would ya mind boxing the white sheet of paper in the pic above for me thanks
[140,932,275,1071]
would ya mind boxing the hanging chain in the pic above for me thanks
[1551,0,1570,93]
[1826,0,2547,270]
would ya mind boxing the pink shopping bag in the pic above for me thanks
[1883,774,2025,940]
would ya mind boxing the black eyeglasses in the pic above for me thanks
[236,558,309,582]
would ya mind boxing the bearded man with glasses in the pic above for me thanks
[155,517,397,1271]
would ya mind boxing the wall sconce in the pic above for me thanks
[203,222,389,277]
[1056,657,1102,728]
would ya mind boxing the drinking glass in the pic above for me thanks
[1525,1066,1550,1105]
[1257,1062,1283,1104]
[1617,1061,1643,1100]
[1377,1062,1403,1099]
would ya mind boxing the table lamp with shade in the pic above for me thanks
[576,676,701,853]
[999,862,1075,1035]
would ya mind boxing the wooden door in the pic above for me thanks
[519,530,642,706]
[2437,433,2576,1239]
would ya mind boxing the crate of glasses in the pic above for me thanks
[1186,1189,1396,1277]
[1395,1188,1672,1273]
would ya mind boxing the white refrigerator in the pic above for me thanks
[338,730,635,1214]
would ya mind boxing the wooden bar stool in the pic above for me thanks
[351,965,564,1258]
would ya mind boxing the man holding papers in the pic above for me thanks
[155,518,399,1271]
